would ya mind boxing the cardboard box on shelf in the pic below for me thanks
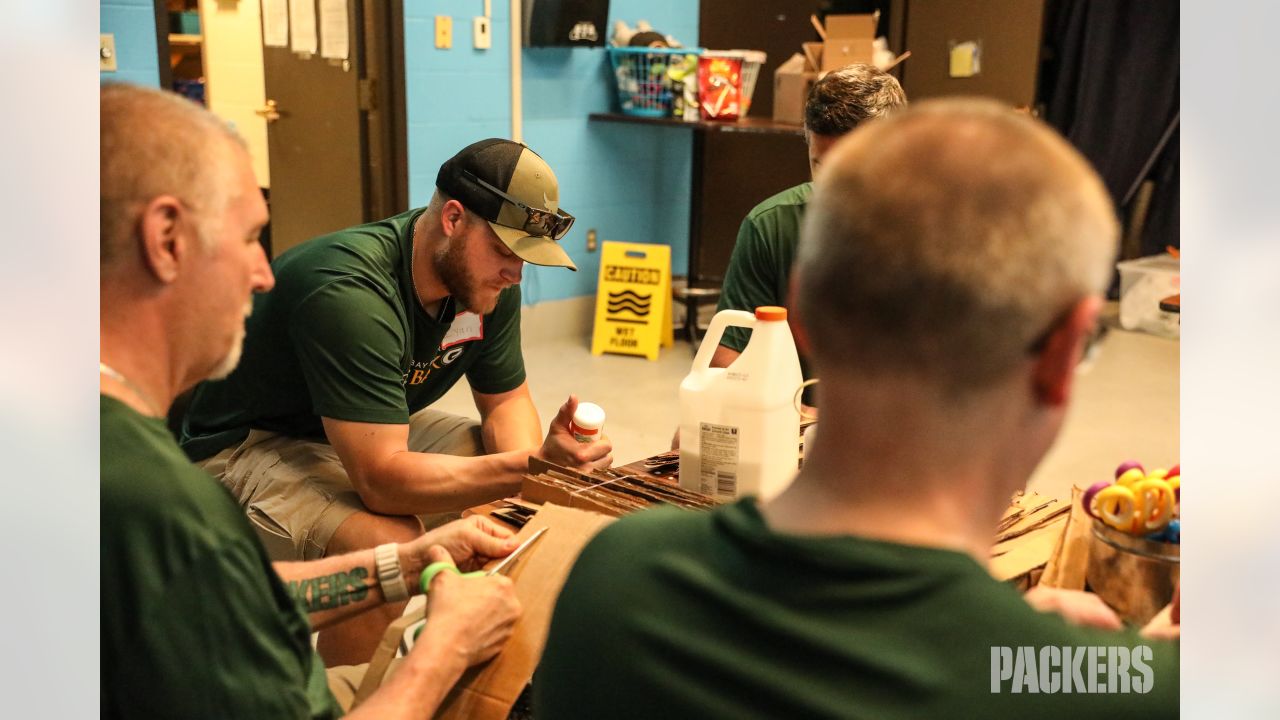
[821,14,877,72]
[771,14,879,125]
[773,53,817,125]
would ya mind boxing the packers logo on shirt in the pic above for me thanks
[402,312,485,386]
[403,346,468,386]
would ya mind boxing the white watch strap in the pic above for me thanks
[374,543,409,602]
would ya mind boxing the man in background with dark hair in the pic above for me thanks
[710,64,907,377]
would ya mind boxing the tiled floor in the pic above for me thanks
[431,303,1180,496]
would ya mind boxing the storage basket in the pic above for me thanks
[698,50,767,116]
[606,47,703,117]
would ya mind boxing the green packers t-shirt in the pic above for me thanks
[102,395,341,719]
[181,208,526,461]
[716,182,809,365]
[536,499,1178,719]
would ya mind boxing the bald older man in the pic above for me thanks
[539,99,1178,718]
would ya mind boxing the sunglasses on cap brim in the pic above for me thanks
[463,170,576,241]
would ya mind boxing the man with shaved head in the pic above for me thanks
[538,99,1178,717]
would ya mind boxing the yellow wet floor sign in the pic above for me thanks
[591,241,673,360]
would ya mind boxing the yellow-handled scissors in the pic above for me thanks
[419,527,548,593]
[1093,479,1176,534]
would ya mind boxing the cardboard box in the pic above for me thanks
[771,14,878,125]
[821,14,876,72]
[521,456,717,516]
[352,504,614,718]
[772,53,817,126]
[438,504,614,719]
[521,473,626,517]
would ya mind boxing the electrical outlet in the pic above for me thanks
[586,229,598,252]
[100,34,117,72]
[473,16,491,50]
[435,16,453,49]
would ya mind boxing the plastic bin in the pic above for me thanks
[170,11,201,35]
[1116,255,1179,338]
[606,47,703,118]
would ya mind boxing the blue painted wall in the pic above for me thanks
[404,0,698,304]
[100,0,160,87]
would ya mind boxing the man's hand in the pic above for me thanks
[1024,586,1123,631]
[536,395,613,471]
[419,545,522,667]
[400,517,521,587]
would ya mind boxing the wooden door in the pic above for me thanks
[260,0,406,257]
[200,0,271,188]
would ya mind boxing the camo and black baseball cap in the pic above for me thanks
[436,138,577,271]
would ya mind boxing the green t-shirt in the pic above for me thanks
[101,395,340,719]
[181,208,526,461]
[716,183,810,375]
[536,500,1178,719]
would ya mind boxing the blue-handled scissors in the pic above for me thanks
[419,526,548,593]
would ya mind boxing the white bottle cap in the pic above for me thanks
[570,402,606,442]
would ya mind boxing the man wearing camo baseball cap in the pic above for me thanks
[437,138,578,270]
[181,138,611,666]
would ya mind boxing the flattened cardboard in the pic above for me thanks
[435,504,614,719]
[521,474,623,517]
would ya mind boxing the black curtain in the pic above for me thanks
[1039,0,1179,259]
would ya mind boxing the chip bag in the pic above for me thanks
[698,55,742,120]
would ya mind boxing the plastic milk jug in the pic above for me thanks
[678,306,803,501]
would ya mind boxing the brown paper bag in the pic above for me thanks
[1039,485,1092,590]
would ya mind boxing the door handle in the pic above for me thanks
[255,99,281,123]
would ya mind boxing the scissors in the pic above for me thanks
[1091,478,1176,534]
[420,526,548,593]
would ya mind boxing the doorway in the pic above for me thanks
[155,0,408,258]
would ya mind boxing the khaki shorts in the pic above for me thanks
[200,408,484,560]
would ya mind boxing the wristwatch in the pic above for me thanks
[374,543,410,602]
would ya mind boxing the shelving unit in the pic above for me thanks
[165,0,206,104]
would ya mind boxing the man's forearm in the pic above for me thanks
[475,386,543,453]
[360,449,527,516]
[710,343,741,369]
[344,640,468,719]
[274,550,384,629]
[274,542,432,629]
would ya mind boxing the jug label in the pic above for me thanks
[699,422,740,499]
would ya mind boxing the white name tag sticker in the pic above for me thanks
[441,311,484,348]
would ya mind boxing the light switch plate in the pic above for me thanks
[100,34,118,72]
[435,16,453,49]
[473,16,491,50]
